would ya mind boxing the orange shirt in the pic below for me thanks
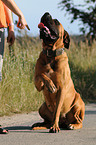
[0,0,7,28]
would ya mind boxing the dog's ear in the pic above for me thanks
[63,30,70,49]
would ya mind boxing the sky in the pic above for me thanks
[13,0,85,36]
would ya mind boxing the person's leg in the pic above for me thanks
[0,28,8,134]
[0,28,5,82]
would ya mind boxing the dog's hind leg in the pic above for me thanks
[64,93,85,130]
[31,122,51,130]
[68,123,83,130]
[31,102,53,130]
[68,106,85,130]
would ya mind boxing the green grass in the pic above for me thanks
[0,35,44,116]
[0,33,96,116]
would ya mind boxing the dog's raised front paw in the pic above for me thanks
[45,80,57,93]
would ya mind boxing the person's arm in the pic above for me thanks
[4,5,15,46]
[1,0,30,30]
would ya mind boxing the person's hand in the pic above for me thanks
[7,31,15,46]
[17,16,30,30]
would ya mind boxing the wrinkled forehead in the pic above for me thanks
[54,21,64,37]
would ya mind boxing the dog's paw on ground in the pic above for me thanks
[49,126,60,133]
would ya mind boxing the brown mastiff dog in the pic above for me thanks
[32,12,85,133]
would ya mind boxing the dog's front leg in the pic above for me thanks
[35,74,57,93]
[35,55,57,93]
[49,88,66,133]
[41,74,57,93]
[34,55,47,92]
[35,76,44,92]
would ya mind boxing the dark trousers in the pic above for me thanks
[0,28,5,57]
[0,28,5,81]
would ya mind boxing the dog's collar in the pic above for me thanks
[43,47,64,57]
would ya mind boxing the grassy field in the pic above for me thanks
[0,32,96,116]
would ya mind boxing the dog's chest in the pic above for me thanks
[43,60,57,79]
[45,60,57,74]
[50,61,56,71]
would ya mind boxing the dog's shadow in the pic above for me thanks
[4,126,32,132]
[4,125,49,133]
[5,126,31,130]
[4,125,69,133]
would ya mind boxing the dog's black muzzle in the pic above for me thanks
[40,29,59,45]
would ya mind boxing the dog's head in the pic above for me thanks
[38,12,70,50]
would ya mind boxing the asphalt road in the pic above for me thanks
[0,104,96,145]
